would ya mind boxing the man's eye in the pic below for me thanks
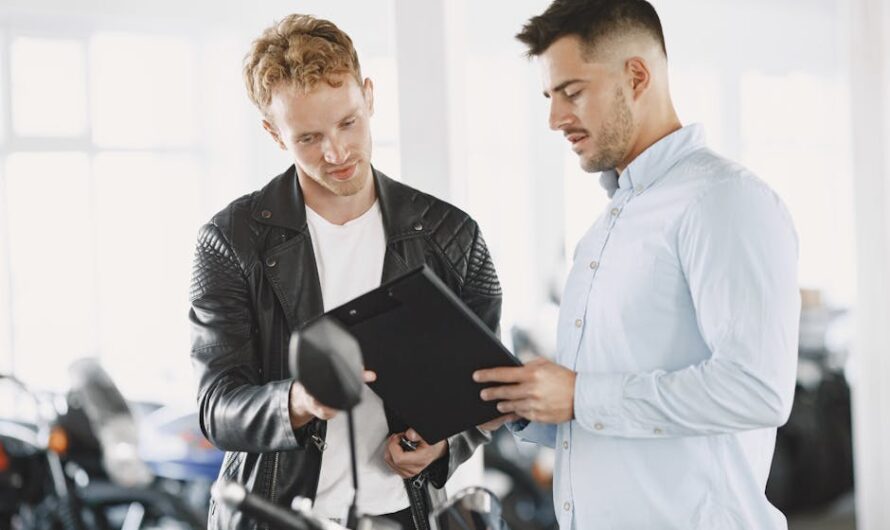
[342,118,357,128]
[566,90,582,100]
[298,136,315,144]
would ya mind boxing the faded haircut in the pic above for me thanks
[516,0,666,60]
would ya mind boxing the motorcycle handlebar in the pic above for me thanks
[212,481,330,530]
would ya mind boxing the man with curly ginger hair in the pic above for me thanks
[189,14,502,530]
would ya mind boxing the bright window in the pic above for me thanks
[10,37,88,137]
[5,152,95,390]
[0,32,205,402]
[92,153,202,400]
[90,33,197,148]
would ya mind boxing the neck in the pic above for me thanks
[616,100,682,174]
[299,168,377,225]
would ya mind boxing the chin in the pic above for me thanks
[326,168,371,197]
[579,155,602,174]
[580,151,619,174]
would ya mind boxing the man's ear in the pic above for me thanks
[363,77,375,117]
[625,57,651,101]
[262,119,287,151]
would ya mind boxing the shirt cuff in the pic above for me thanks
[574,372,626,435]
[508,419,557,448]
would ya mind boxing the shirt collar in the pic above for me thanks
[599,123,706,198]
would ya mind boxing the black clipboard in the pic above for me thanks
[324,265,521,444]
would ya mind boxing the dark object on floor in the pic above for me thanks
[767,369,854,512]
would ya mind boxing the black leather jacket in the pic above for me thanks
[189,166,502,530]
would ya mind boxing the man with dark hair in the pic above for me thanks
[190,14,500,530]
[475,1,799,528]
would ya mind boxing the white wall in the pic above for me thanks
[850,0,890,527]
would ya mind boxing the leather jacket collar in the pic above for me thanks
[249,165,427,243]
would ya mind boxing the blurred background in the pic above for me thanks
[1,0,889,528]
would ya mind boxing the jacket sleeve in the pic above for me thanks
[428,224,503,488]
[189,223,312,453]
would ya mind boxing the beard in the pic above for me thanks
[581,86,634,173]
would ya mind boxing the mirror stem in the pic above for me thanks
[346,410,360,529]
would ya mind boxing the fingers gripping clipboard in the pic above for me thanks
[323,266,521,444]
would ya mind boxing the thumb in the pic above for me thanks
[405,428,422,443]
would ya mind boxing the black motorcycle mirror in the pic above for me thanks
[289,316,364,529]
[430,487,505,530]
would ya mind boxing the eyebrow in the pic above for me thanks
[544,79,584,99]
[292,110,359,139]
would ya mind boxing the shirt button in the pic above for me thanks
[563,502,571,511]
[634,185,643,194]
[260,209,272,219]
[610,207,620,216]
[574,319,582,328]
[563,441,569,450]
[654,428,663,435]
[594,422,604,431]
[589,260,598,270]
[265,257,277,268]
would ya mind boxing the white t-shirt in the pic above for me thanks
[305,201,410,519]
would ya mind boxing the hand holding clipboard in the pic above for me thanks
[322,266,522,444]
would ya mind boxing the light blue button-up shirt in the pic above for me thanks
[514,124,800,529]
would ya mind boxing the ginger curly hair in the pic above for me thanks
[243,14,363,112]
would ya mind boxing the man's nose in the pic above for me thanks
[549,98,572,131]
[322,137,349,165]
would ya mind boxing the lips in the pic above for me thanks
[327,162,357,181]
[565,130,589,150]
[566,132,588,144]
[568,134,589,152]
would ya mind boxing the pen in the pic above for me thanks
[399,436,419,452]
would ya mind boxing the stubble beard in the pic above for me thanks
[581,87,634,173]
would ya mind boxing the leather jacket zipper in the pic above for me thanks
[270,451,280,501]
[307,421,327,515]
[408,472,429,530]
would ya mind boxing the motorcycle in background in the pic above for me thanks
[0,360,205,530]
[0,373,88,530]
[138,405,224,521]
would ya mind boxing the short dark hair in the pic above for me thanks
[516,0,666,59]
